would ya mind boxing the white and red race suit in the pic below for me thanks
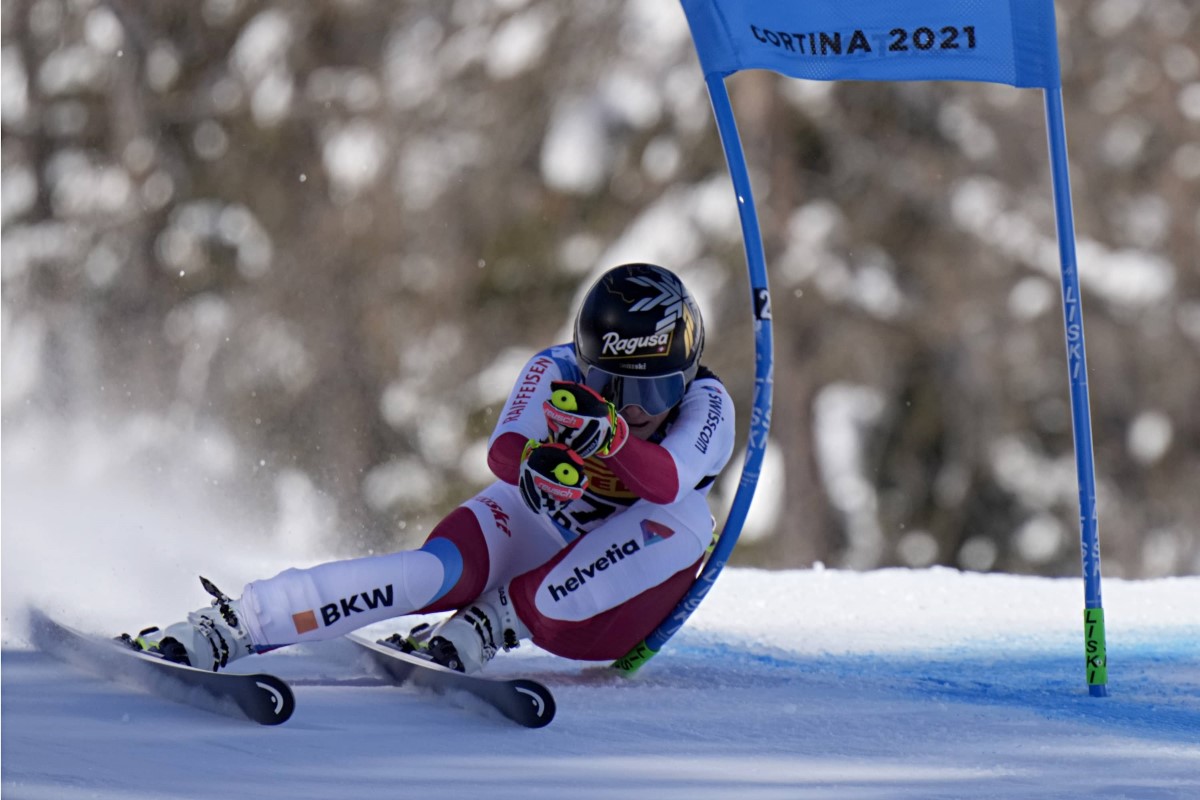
[238,343,736,662]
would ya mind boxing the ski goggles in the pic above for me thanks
[581,366,687,416]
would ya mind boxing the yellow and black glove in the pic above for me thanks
[542,381,629,459]
[518,440,589,514]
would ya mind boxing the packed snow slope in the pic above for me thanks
[3,460,1199,799]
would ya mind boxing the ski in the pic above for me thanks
[27,609,295,726]
[348,633,556,728]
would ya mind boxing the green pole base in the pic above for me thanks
[1084,607,1108,696]
[611,640,658,677]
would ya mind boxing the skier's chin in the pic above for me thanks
[624,409,670,440]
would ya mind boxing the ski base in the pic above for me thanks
[348,633,556,728]
[27,609,295,726]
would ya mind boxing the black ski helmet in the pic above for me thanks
[573,263,705,415]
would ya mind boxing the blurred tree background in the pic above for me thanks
[3,0,1197,577]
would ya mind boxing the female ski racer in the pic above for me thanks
[129,263,736,674]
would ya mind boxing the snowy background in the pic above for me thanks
[4,0,1199,577]
[4,1,1199,796]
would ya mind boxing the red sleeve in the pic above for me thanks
[487,431,528,485]
[491,429,680,504]
[603,436,679,504]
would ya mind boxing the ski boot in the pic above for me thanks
[119,577,255,672]
[390,586,528,674]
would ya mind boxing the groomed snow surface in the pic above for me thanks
[3,463,1198,799]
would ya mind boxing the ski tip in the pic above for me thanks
[26,605,46,631]
[25,606,72,647]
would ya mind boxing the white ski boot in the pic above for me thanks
[127,577,256,672]
[426,586,529,674]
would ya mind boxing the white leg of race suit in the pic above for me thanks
[237,482,565,648]
[239,550,450,645]
[523,490,711,628]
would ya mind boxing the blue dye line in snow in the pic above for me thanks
[669,638,1200,744]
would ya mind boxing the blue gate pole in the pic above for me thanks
[1043,88,1107,697]
[612,73,774,675]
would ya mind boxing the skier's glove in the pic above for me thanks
[518,440,589,514]
[543,381,629,459]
